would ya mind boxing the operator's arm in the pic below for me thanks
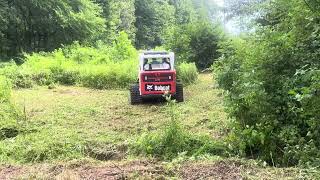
[144,64,149,70]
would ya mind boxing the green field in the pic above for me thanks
[1,0,320,178]
[0,74,318,179]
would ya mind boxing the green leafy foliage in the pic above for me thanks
[0,76,21,141]
[0,0,222,74]
[0,32,138,89]
[177,62,198,85]
[215,0,320,167]
[0,32,198,89]
[0,0,105,58]
[134,0,175,49]
[0,76,11,103]
[165,21,224,69]
[95,0,136,42]
[0,128,84,163]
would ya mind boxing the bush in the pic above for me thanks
[0,76,11,103]
[165,21,224,70]
[0,76,21,141]
[177,62,198,85]
[133,100,226,160]
[51,67,80,85]
[32,71,54,86]
[0,63,33,88]
[215,1,320,167]
[0,76,19,121]
[214,39,244,91]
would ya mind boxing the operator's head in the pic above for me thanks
[162,58,168,63]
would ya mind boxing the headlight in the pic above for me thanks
[168,76,172,80]
[145,76,148,81]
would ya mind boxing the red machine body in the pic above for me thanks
[129,51,184,104]
[140,70,177,95]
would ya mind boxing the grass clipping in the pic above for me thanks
[133,98,226,160]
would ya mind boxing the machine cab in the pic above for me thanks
[138,51,177,96]
[139,51,175,72]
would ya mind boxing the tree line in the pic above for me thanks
[0,0,223,69]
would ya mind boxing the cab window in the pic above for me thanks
[143,58,171,71]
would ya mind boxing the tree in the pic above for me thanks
[0,0,105,59]
[164,0,223,69]
[134,0,175,49]
[220,0,266,32]
[94,0,136,43]
[0,0,9,57]
[166,21,224,69]
[169,0,197,24]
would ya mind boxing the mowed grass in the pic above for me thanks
[1,74,319,179]
[2,73,226,164]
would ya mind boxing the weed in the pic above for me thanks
[133,99,227,160]
[177,62,198,85]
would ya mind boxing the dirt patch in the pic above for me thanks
[54,87,98,96]
[0,165,24,179]
[0,127,19,140]
[180,161,242,180]
[0,161,167,180]
[55,89,82,96]
[85,143,128,161]
[73,161,166,179]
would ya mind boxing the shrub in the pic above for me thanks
[165,21,224,70]
[213,39,244,91]
[177,62,198,85]
[0,76,19,121]
[0,76,11,103]
[14,71,34,88]
[79,62,137,89]
[32,71,54,86]
[215,1,320,166]
[0,76,21,141]
[50,66,80,85]
[0,63,33,88]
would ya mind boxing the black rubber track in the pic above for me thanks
[174,82,184,102]
[130,84,142,105]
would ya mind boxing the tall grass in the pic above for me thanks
[0,33,198,89]
[177,62,198,85]
[0,128,84,163]
[0,76,21,141]
[0,33,138,89]
[0,76,11,103]
[133,100,226,160]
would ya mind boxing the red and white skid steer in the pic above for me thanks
[129,51,184,104]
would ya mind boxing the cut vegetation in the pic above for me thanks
[0,74,318,179]
[1,0,320,178]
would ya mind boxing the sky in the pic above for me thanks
[213,0,224,6]
[212,0,240,34]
